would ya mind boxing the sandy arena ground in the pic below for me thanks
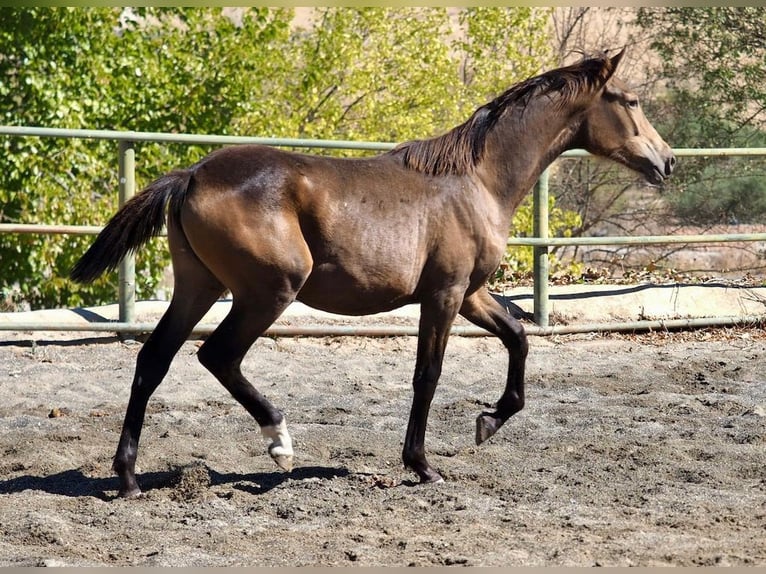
[0,323,764,566]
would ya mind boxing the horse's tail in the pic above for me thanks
[70,169,192,284]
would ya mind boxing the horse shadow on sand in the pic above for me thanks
[0,464,350,501]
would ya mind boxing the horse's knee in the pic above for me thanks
[196,343,215,373]
[518,329,529,359]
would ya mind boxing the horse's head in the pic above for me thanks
[575,49,676,186]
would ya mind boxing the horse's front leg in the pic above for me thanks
[459,288,528,445]
[402,293,462,483]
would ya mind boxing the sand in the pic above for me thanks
[0,326,764,566]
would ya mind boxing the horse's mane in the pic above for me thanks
[388,53,614,177]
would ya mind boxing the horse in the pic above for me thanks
[70,49,675,498]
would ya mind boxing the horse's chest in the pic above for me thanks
[472,235,506,278]
[454,206,508,274]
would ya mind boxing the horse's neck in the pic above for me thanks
[478,100,584,216]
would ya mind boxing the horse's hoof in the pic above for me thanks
[271,453,294,473]
[262,419,293,473]
[421,474,445,485]
[117,487,143,499]
[416,468,444,484]
[476,413,501,445]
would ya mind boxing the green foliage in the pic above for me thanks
[664,123,766,224]
[235,7,554,148]
[0,7,294,309]
[236,8,462,144]
[638,7,766,225]
[457,7,552,102]
[634,8,766,226]
[670,171,766,225]
[1,7,556,310]
[636,7,766,145]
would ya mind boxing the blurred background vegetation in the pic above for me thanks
[1,7,765,309]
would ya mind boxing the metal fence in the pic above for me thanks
[2,125,766,336]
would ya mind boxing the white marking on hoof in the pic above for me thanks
[261,418,294,472]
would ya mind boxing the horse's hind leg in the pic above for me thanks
[459,287,528,445]
[196,291,300,472]
[113,270,224,498]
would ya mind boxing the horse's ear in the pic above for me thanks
[609,48,626,73]
[596,48,625,86]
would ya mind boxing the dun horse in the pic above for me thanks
[71,50,675,498]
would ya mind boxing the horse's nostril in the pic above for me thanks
[665,155,676,176]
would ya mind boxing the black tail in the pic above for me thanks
[70,169,192,284]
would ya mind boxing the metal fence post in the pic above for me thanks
[118,141,136,326]
[533,168,550,327]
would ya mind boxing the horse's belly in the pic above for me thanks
[296,262,419,316]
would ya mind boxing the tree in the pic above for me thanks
[457,7,551,101]
[636,7,766,146]
[0,7,294,309]
[235,7,462,145]
[634,7,766,227]
[235,7,554,148]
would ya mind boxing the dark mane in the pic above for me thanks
[388,53,614,176]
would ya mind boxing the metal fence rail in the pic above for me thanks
[2,125,766,335]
